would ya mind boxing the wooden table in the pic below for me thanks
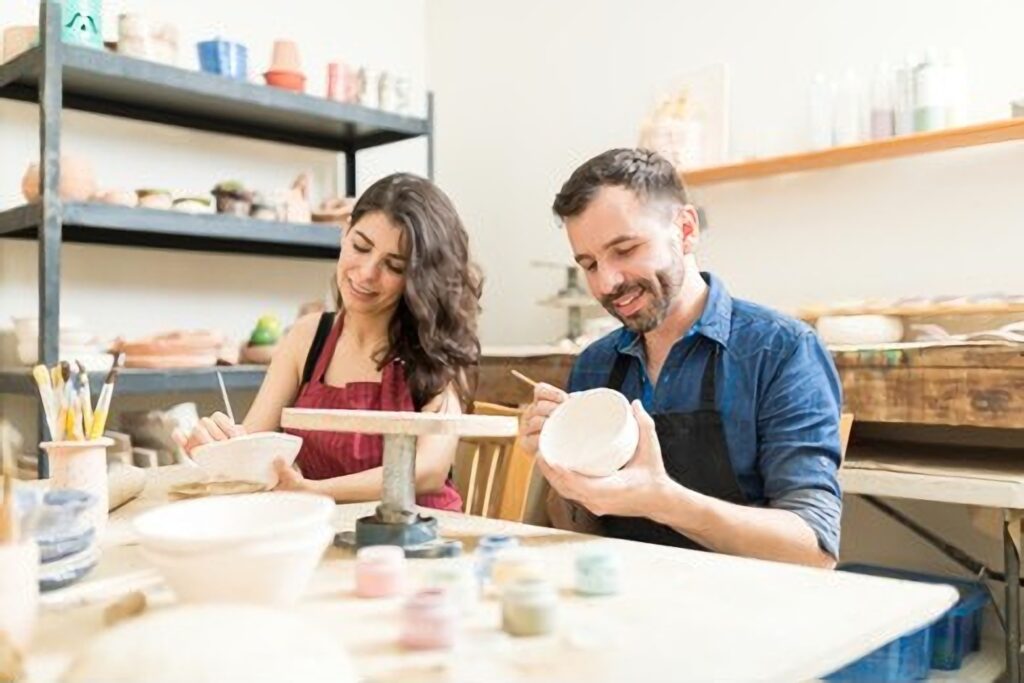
[842,444,1024,682]
[24,466,958,682]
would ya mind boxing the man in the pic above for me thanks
[520,148,843,568]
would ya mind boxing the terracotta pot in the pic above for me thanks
[269,40,302,72]
[21,155,98,202]
[264,70,306,93]
[3,25,38,61]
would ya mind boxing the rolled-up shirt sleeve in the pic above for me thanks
[757,330,844,558]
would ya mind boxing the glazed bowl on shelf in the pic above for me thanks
[539,388,639,477]
[263,70,306,92]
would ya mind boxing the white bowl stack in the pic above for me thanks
[539,388,639,477]
[11,315,110,368]
[132,492,335,605]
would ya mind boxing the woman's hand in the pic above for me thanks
[273,458,316,493]
[172,411,246,456]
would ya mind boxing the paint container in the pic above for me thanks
[355,545,406,598]
[575,546,621,596]
[39,438,112,540]
[400,588,458,650]
[491,547,543,596]
[474,534,519,583]
[422,560,478,613]
[501,577,558,637]
[197,39,248,80]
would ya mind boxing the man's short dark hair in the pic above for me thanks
[552,148,689,220]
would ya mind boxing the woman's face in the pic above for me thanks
[337,211,408,317]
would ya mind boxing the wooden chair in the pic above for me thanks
[839,412,854,463]
[452,401,537,522]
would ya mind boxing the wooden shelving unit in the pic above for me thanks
[683,118,1024,186]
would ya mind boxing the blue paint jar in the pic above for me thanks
[197,39,249,80]
[575,545,621,596]
[473,534,519,583]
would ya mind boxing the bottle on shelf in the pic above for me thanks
[893,53,918,136]
[808,73,835,150]
[913,48,948,132]
[832,68,863,146]
[869,63,895,140]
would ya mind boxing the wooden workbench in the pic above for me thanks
[23,465,957,682]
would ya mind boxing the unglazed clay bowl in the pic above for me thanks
[539,388,639,477]
[190,432,302,487]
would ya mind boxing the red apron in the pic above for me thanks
[284,315,463,512]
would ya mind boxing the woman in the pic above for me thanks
[173,173,482,510]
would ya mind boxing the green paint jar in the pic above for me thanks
[501,577,558,637]
[61,0,103,49]
[575,546,621,596]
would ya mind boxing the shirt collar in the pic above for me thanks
[614,271,733,359]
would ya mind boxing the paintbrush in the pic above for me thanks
[0,422,16,543]
[510,370,539,388]
[77,360,93,437]
[31,364,59,440]
[89,365,120,440]
[216,371,235,424]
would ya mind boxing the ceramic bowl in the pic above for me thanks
[264,70,306,92]
[539,388,639,477]
[15,489,97,539]
[133,491,334,554]
[189,432,303,487]
[140,524,332,604]
[39,545,100,592]
[37,526,96,563]
[815,315,904,346]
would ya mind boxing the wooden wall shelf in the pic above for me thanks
[683,118,1024,187]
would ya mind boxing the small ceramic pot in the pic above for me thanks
[539,388,638,477]
[61,0,103,49]
[39,438,114,540]
[197,39,248,80]
[269,40,302,72]
[118,14,179,65]
[264,70,306,92]
[575,545,622,596]
[355,545,406,598]
[400,589,458,650]
[21,154,98,202]
[501,577,558,637]
[473,534,519,583]
[490,547,544,595]
[2,26,38,61]
[212,189,252,216]
[136,189,173,210]
[0,540,39,652]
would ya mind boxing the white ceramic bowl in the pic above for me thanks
[133,491,334,554]
[190,432,303,487]
[815,315,904,346]
[539,388,639,477]
[140,524,333,604]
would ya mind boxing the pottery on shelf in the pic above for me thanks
[172,197,213,214]
[249,193,279,221]
[3,26,38,62]
[93,189,138,207]
[269,40,302,72]
[117,14,179,65]
[281,173,312,223]
[136,189,173,210]
[263,70,306,92]
[117,331,224,369]
[197,39,248,80]
[60,0,103,49]
[815,315,905,346]
[211,181,252,217]
[21,154,97,202]
[312,197,354,226]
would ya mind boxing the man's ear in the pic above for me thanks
[676,204,700,255]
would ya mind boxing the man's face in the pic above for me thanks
[566,186,687,334]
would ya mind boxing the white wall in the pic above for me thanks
[426,0,1024,346]
[1,0,427,439]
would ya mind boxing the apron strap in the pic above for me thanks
[301,312,336,387]
[607,351,632,391]
[698,343,720,411]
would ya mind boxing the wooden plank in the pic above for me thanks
[832,344,1024,370]
[683,118,1024,186]
[838,366,1024,428]
[478,353,575,406]
[280,408,519,437]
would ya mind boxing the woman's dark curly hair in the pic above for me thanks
[339,173,482,411]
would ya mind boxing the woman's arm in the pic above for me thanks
[173,314,320,454]
[276,384,463,502]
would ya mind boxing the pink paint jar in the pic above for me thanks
[355,545,406,598]
[400,588,458,650]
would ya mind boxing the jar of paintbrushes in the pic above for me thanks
[31,357,122,539]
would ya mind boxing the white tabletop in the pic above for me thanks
[25,466,958,682]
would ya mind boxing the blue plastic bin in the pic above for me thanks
[826,564,988,680]
[197,40,248,80]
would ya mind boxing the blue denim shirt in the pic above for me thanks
[568,272,843,558]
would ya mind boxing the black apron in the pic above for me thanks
[601,343,750,550]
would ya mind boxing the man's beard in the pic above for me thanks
[599,253,685,334]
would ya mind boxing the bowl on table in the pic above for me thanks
[189,432,303,488]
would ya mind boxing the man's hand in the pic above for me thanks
[536,400,670,518]
[519,383,568,456]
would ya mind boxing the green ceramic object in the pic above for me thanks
[61,0,103,49]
